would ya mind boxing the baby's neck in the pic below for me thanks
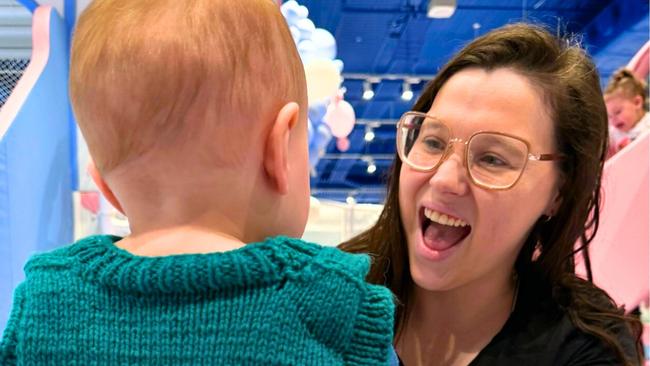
[116,226,246,256]
[107,165,269,256]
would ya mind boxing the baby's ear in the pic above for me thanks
[263,102,300,195]
[633,95,644,109]
[88,161,125,215]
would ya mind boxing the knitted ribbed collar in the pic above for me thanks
[67,235,320,295]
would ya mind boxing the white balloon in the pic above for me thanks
[280,0,301,26]
[304,59,342,104]
[280,0,299,15]
[297,5,309,19]
[332,59,344,73]
[298,39,318,62]
[296,18,315,41]
[289,26,301,44]
[311,28,337,60]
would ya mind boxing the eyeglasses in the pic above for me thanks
[396,111,563,190]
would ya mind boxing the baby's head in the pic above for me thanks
[70,0,310,240]
[604,68,647,132]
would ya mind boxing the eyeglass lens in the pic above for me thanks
[399,114,529,188]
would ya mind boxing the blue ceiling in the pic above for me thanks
[302,0,649,203]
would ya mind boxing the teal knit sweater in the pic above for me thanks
[0,235,394,365]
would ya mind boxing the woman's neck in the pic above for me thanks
[396,271,517,366]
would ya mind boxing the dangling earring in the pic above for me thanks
[543,215,553,223]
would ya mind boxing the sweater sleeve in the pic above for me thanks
[343,282,395,365]
[0,283,25,366]
[290,246,395,365]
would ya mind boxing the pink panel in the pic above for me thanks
[576,133,649,310]
[627,41,650,80]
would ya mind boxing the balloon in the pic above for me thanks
[308,102,328,125]
[332,59,344,73]
[297,5,309,19]
[309,146,321,168]
[336,137,350,152]
[324,100,356,138]
[296,18,315,41]
[289,26,301,44]
[307,118,314,143]
[309,124,332,168]
[315,123,332,149]
[280,0,301,25]
[298,40,318,62]
[311,28,337,60]
[304,59,342,104]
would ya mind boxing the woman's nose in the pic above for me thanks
[428,152,469,196]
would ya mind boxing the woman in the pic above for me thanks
[341,23,642,365]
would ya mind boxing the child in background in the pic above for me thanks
[604,68,650,154]
[0,0,394,365]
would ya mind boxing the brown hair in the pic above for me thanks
[341,23,642,364]
[604,68,648,110]
[70,0,306,173]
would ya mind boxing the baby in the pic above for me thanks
[0,0,394,364]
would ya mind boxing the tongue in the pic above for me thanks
[423,221,469,251]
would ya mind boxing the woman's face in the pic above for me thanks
[399,68,561,292]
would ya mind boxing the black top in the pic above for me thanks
[398,274,639,365]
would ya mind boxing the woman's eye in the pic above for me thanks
[423,137,446,151]
[478,154,509,168]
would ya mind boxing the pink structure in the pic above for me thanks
[576,133,649,310]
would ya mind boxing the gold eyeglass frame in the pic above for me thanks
[396,111,563,190]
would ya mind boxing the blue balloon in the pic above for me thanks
[309,150,321,169]
[308,102,328,126]
[315,123,332,150]
[307,118,314,143]
[309,124,333,169]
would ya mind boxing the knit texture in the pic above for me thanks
[0,235,394,365]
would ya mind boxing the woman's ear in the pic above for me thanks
[88,161,125,215]
[544,190,562,217]
[544,175,564,217]
[263,102,300,195]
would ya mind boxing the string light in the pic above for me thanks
[401,81,413,101]
[362,80,375,100]
[364,125,375,142]
[367,160,377,174]
[346,195,357,205]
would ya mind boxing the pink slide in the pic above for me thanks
[576,132,649,310]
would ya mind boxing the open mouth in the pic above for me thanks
[420,207,472,252]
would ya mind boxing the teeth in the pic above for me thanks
[424,208,468,227]
[431,210,440,222]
